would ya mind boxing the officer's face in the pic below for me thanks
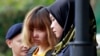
[6,34,29,56]
[49,13,63,39]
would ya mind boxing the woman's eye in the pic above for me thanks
[17,40,22,43]
[52,18,55,21]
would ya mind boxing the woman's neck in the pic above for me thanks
[37,44,50,55]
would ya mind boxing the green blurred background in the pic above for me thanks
[0,0,100,56]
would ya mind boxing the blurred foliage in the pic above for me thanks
[0,0,54,56]
[0,0,100,56]
[94,0,100,33]
[97,49,100,56]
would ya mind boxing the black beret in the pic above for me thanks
[5,23,23,40]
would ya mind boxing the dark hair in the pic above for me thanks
[47,0,74,41]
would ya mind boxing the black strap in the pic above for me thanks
[27,46,37,56]
[45,49,54,56]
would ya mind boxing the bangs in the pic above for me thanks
[28,15,46,31]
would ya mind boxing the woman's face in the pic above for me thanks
[32,28,49,46]
[49,13,63,39]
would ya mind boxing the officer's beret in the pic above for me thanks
[5,23,22,40]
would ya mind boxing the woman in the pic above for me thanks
[22,6,57,56]
[47,0,97,56]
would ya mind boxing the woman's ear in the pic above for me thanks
[6,39,12,48]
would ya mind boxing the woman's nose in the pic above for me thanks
[33,31,39,38]
[50,23,54,30]
[33,33,37,37]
